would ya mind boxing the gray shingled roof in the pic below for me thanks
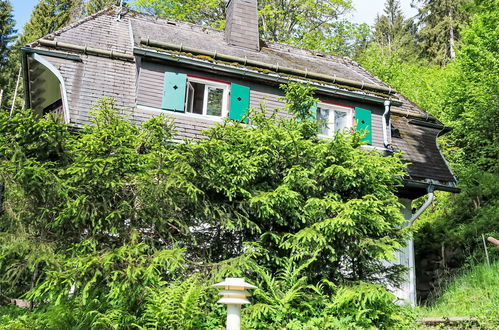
[26,7,457,189]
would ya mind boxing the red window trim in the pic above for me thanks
[317,100,356,128]
[186,74,230,86]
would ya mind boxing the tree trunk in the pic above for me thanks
[449,10,456,60]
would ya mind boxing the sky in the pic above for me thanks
[349,0,418,25]
[11,0,418,34]
[11,0,38,34]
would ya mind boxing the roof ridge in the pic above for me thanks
[30,6,116,46]
[124,8,224,35]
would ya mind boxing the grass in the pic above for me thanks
[420,260,499,326]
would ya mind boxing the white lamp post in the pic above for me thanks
[212,277,257,330]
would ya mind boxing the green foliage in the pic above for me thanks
[439,0,499,172]
[19,0,75,45]
[358,43,452,115]
[0,0,16,110]
[412,0,471,64]
[140,276,208,329]
[0,84,410,327]
[361,0,498,307]
[84,0,118,15]
[415,167,499,264]
[421,261,499,328]
[131,0,226,28]
[372,0,416,58]
[244,253,321,328]
[130,0,368,56]
[295,20,371,58]
[327,282,415,329]
[0,0,15,75]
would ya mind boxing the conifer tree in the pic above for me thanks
[20,0,75,45]
[413,0,471,65]
[373,0,415,56]
[85,0,118,15]
[0,0,16,109]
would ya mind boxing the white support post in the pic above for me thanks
[212,277,257,330]
[226,304,242,330]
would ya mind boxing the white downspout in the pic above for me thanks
[409,185,435,226]
[407,184,435,305]
[383,100,391,148]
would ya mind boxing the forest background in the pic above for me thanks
[0,0,497,328]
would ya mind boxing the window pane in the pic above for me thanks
[334,110,348,132]
[206,87,224,116]
[186,83,195,113]
[317,107,329,135]
[191,82,204,114]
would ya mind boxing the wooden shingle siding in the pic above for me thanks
[44,53,136,126]
[137,61,287,115]
[136,60,385,147]
[50,10,132,55]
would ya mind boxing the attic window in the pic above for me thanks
[316,103,353,137]
[167,21,176,26]
[185,77,229,117]
[162,71,250,122]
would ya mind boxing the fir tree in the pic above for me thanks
[373,0,415,56]
[0,0,16,109]
[20,0,75,45]
[85,0,118,15]
[413,0,471,65]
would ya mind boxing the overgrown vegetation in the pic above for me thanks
[421,261,499,328]
[0,84,413,328]
[1,0,497,326]
[359,0,499,289]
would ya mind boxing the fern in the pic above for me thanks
[140,276,206,329]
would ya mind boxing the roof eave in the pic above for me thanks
[133,47,401,107]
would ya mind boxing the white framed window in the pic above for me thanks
[185,76,229,118]
[316,103,353,137]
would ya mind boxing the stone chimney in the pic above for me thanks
[225,0,260,51]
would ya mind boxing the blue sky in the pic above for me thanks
[11,0,418,34]
[11,0,38,33]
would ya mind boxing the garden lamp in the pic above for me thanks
[212,277,257,330]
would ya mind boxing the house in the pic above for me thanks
[20,1,458,305]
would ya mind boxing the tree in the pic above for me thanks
[82,0,120,16]
[131,0,355,47]
[293,20,371,58]
[0,86,410,326]
[0,0,16,110]
[412,0,471,65]
[132,0,226,27]
[373,0,416,56]
[19,0,76,45]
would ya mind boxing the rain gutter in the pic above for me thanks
[133,47,402,107]
[409,184,435,226]
[403,179,460,194]
[140,37,396,95]
[21,47,82,61]
[38,39,135,61]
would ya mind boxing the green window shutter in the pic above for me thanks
[309,102,317,121]
[297,103,316,122]
[162,72,186,112]
[355,107,372,145]
[229,83,250,123]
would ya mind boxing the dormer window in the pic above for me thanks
[185,77,229,117]
[316,103,353,137]
[161,71,249,123]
